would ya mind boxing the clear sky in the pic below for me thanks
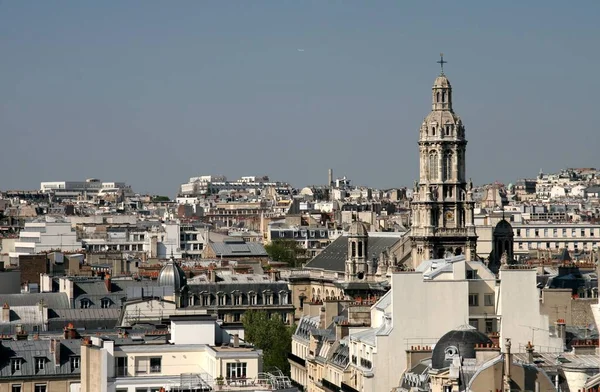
[1,1,599,196]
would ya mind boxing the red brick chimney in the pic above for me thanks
[64,323,78,339]
[104,274,112,292]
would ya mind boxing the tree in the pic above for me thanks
[265,239,304,267]
[243,310,294,375]
[152,195,170,202]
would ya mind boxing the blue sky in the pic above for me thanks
[1,1,599,195]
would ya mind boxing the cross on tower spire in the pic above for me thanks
[437,53,447,75]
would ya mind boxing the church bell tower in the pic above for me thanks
[409,55,478,267]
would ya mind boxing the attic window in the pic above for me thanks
[35,357,45,372]
[80,299,91,309]
[70,356,80,371]
[11,358,22,373]
[101,298,111,309]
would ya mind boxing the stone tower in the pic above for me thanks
[345,221,370,281]
[409,64,478,267]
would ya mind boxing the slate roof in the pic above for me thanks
[305,234,402,272]
[47,308,120,331]
[1,293,70,309]
[209,239,268,257]
[0,339,81,380]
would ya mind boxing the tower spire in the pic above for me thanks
[437,53,447,75]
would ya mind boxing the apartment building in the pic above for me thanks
[9,219,80,263]
[80,315,296,392]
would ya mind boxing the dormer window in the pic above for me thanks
[80,299,91,309]
[232,292,242,306]
[249,292,257,305]
[101,298,111,309]
[263,291,273,305]
[70,356,80,371]
[279,291,289,305]
[218,293,226,306]
[11,358,22,373]
[35,357,46,372]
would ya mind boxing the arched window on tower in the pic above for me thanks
[428,151,438,180]
[436,92,440,103]
[358,241,363,257]
[442,91,446,103]
[444,153,453,181]
[431,127,436,136]
[351,242,356,257]
[446,125,451,136]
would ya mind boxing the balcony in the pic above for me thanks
[287,352,306,367]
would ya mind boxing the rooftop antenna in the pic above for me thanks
[437,53,447,75]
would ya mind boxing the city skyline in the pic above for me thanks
[1,1,599,195]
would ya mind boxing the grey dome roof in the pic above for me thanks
[158,257,187,291]
[349,221,368,237]
[494,219,514,236]
[431,325,493,370]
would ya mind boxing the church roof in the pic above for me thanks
[304,233,402,273]
[433,74,451,88]
[493,219,514,236]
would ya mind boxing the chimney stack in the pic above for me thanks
[525,341,534,364]
[50,339,61,366]
[319,306,326,329]
[555,319,567,350]
[105,274,112,292]
[233,334,239,348]
[64,323,78,339]
[503,338,512,385]
[328,169,333,187]
[2,303,10,323]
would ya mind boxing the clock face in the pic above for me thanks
[445,211,454,220]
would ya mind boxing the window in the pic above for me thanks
[466,270,477,280]
[35,357,45,372]
[484,294,494,307]
[535,229,539,237]
[280,292,289,305]
[543,229,548,237]
[518,242,523,249]
[80,299,90,309]
[526,229,530,237]
[469,319,479,330]
[115,357,128,377]
[11,359,22,373]
[34,385,46,392]
[101,298,111,309]
[218,294,226,306]
[485,319,494,334]
[150,357,161,373]
[562,228,567,236]
[233,313,241,322]
[553,228,558,237]
[516,229,521,237]
[226,362,247,379]
[233,294,241,306]
[12,385,21,392]
[249,293,257,305]
[581,229,586,237]
[468,294,479,307]
[428,151,438,180]
[70,356,80,371]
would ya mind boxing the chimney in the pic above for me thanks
[2,303,10,323]
[16,325,28,341]
[555,319,567,349]
[503,338,512,382]
[64,323,78,339]
[105,274,112,292]
[525,341,534,364]
[233,334,239,348]
[328,169,333,187]
[319,306,326,329]
[50,339,61,366]
[335,322,348,341]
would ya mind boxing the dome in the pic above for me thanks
[433,75,451,89]
[431,325,493,370]
[158,257,187,291]
[493,219,514,237]
[349,221,368,237]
